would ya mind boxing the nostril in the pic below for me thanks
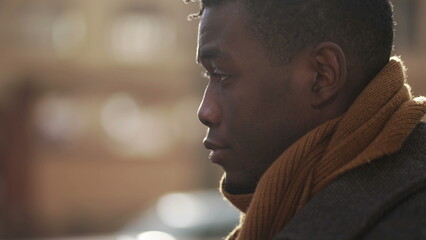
[198,108,213,127]
[200,118,212,127]
[198,103,220,128]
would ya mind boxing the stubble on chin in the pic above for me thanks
[223,168,260,195]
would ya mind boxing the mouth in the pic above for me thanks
[203,139,230,164]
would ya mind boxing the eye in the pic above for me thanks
[202,71,230,84]
[213,72,230,82]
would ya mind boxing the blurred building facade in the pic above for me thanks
[0,0,425,238]
[0,0,217,238]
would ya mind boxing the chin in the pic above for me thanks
[224,172,256,194]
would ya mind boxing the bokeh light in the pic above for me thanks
[101,93,143,144]
[109,13,175,63]
[52,9,87,57]
[137,231,176,240]
[101,93,173,158]
[156,193,204,228]
[34,95,84,143]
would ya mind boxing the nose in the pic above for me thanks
[197,85,221,128]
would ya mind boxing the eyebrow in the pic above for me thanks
[197,48,232,64]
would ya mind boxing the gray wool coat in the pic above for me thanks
[274,122,426,240]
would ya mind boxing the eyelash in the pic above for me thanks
[202,71,230,83]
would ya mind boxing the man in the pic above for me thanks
[186,0,426,239]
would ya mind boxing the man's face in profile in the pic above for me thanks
[197,2,313,194]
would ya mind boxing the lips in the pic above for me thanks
[203,139,227,150]
[203,139,230,164]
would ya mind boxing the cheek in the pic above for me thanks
[231,81,308,153]
[224,85,290,145]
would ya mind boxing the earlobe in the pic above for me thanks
[311,42,347,108]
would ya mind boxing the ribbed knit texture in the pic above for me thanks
[221,57,426,240]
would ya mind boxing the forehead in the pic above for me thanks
[197,2,250,62]
[199,2,243,32]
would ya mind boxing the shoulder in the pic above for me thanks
[273,122,426,240]
[362,122,426,239]
[362,185,426,239]
[394,121,426,161]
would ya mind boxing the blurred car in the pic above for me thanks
[116,189,240,240]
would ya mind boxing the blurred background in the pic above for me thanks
[0,0,425,239]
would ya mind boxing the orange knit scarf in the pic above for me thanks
[221,57,426,240]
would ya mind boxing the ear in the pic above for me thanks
[310,42,347,108]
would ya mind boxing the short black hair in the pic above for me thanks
[185,0,395,82]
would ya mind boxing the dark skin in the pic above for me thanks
[197,2,354,194]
